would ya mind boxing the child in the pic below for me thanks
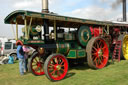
[23,45,29,72]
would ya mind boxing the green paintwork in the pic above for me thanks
[30,26,39,36]
[22,39,44,45]
[77,50,86,58]
[57,41,86,59]
[78,25,92,47]
[67,49,86,58]
[67,50,77,58]
[4,10,128,28]
[56,42,70,54]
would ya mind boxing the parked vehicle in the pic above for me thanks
[0,38,35,60]
[0,41,17,60]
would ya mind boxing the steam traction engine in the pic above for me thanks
[4,0,128,81]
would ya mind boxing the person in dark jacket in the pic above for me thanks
[16,41,25,75]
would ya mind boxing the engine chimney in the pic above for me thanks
[123,0,127,21]
[42,0,49,13]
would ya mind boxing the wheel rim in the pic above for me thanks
[91,38,109,69]
[122,35,128,60]
[31,54,44,75]
[47,55,68,80]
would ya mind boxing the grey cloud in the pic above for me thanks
[111,0,123,9]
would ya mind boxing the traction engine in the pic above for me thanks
[4,0,128,82]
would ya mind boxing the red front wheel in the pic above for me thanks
[44,54,68,81]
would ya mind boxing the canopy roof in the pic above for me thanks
[4,10,128,28]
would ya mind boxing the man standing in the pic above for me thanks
[16,41,25,75]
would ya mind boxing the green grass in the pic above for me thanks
[0,60,128,85]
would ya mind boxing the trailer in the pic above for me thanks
[4,0,128,81]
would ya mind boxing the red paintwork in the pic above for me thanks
[47,55,68,81]
[90,26,103,37]
[112,28,120,44]
[92,38,109,69]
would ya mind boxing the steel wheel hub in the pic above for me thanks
[55,65,61,70]
[37,62,41,67]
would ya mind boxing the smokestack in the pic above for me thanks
[123,0,127,21]
[42,0,49,13]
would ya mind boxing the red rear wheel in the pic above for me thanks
[44,54,68,81]
[86,37,109,69]
[29,52,45,75]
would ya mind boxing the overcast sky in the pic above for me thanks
[0,0,128,38]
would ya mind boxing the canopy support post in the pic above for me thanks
[24,19,28,39]
[28,17,33,39]
[54,20,57,40]
[16,22,18,40]
[107,25,109,34]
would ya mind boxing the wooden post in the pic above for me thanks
[28,17,33,39]
[107,25,109,34]
[54,20,57,40]
[24,19,28,39]
[16,22,18,40]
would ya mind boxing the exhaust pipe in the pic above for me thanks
[123,0,127,21]
[42,0,49,13]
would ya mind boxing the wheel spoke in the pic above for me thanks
[49,64,54,67]
[58,57,61,64]
[35,66,39,71]
[93,57,98,62]
[57,70,62,77]
[48,67,54,71]
[95,60,98,67]
[60,61,64,65]
[55,57,59,64]
[92,53,97,56]
[50,70,56,75]
[102,46,105,51]
[32,64,37,66]
[34,57,39,62]
[60,65,64,68]
[61,68,65,72]
[51,60,55,65]
[99,40,102,47]
[93,46,98,51]
[40,66,42,72]
[96,42,100,49]
[32,61,37,63]
[98,57,103,65]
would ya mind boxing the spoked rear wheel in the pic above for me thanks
[44,54,68,81]
[29,52,45,76]
[122,35,128,60]
[86,37,109,69]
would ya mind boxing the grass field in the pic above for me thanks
[0,60,128,85]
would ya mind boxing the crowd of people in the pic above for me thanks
[16,41,29,75]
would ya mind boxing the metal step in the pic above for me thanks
[112,41,121,62]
